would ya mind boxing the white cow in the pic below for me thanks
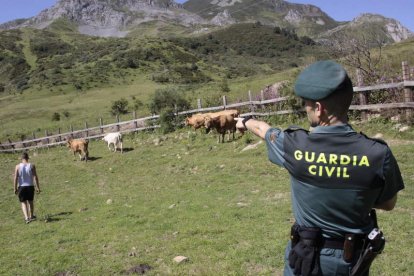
[102,132,123,153]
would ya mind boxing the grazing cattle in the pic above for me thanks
[185,113,206,130]
[102,132,123,153]
[67,138,89,161]
[185,109,240,130]
[210,109,239,118]
[204,114,237,143]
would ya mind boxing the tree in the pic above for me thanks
[324,28,387,84]
[111,98,129,116]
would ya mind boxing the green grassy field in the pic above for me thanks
[0,121,413,275]
[0,75,162,140]
[0,69,295,142]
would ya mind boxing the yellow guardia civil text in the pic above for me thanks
[294,150,370,178]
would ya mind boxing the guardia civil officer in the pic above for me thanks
[14,152,41,224]
[235,60,404,275]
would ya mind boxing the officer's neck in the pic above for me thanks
[318,115,348,126]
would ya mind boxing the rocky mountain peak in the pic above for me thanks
[350,13,413,42]
[210,10,235,26]
[0,0,203,37]
[0,0,412,42]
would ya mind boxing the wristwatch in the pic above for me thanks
[242,116,253,128]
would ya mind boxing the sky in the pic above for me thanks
[0,0,413,31]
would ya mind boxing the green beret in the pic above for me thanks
[294,60,348,100]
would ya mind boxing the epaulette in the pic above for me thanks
[360,132,388,145]
[285,125,308,133]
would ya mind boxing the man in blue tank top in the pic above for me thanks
[14,152,41,224]
[235,60,404,275]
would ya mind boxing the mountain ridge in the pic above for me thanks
[0,0,412,41]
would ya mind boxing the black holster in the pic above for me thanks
[350,210,386,276]
[288,224,322,276]
[350,230,385,275]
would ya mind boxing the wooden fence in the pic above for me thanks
[0,61,413,153]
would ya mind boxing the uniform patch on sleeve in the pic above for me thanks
[270,132,278,143]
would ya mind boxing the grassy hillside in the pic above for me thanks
[0,123,413,275]
[1,24,413,142]
[0,23,324,141]
[0,27,212,94]
[0,23,322,94]
[171,23,324,77]
[0,68,299,142]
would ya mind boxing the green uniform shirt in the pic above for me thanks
[265,124,404,238]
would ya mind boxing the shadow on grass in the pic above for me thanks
[43,211,73,223]
[86,156,102,161]
[121,147,134,153]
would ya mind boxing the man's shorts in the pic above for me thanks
[18,186,35,202]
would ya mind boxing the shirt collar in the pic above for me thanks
[310,124,355,134]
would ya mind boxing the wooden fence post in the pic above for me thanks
[45,130,49,148]
[356,69,368,120]
[133,111,138,129]
[58,128,61,142]
[260,90,265,110]
[84,122,88,138]
[248,90,254,114]
[99,118,103,134]
[21,136,26,148]
[8,138,15,153]
[70,125,74,138]
[116,115,120,132]
[222,95,227,109]
[402,61,413,119]
[197,99,202,110]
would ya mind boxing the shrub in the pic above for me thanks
[111,98,129,116]
[133,99,144,111]
[148,87,190,114]
[159,108,176,134]
[243,133,254,145]
[219,78,230,93]
[52,112,61,121]
[151,72,170,83]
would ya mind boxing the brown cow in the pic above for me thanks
[204,114,237,143]
[67,138,89,161]
[185,113,206,130]
[209,109,239,118]
[185,109,240,130]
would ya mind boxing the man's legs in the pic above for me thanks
[20,201,29,221]
[28,200,34,219]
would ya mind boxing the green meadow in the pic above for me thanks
[0,121,413,275]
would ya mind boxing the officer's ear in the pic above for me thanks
[314,101,324,117]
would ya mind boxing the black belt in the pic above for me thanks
[322,236,365,250]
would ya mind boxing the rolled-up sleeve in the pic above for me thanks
[265,128,285,167]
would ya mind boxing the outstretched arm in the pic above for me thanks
[235,117,271,139]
